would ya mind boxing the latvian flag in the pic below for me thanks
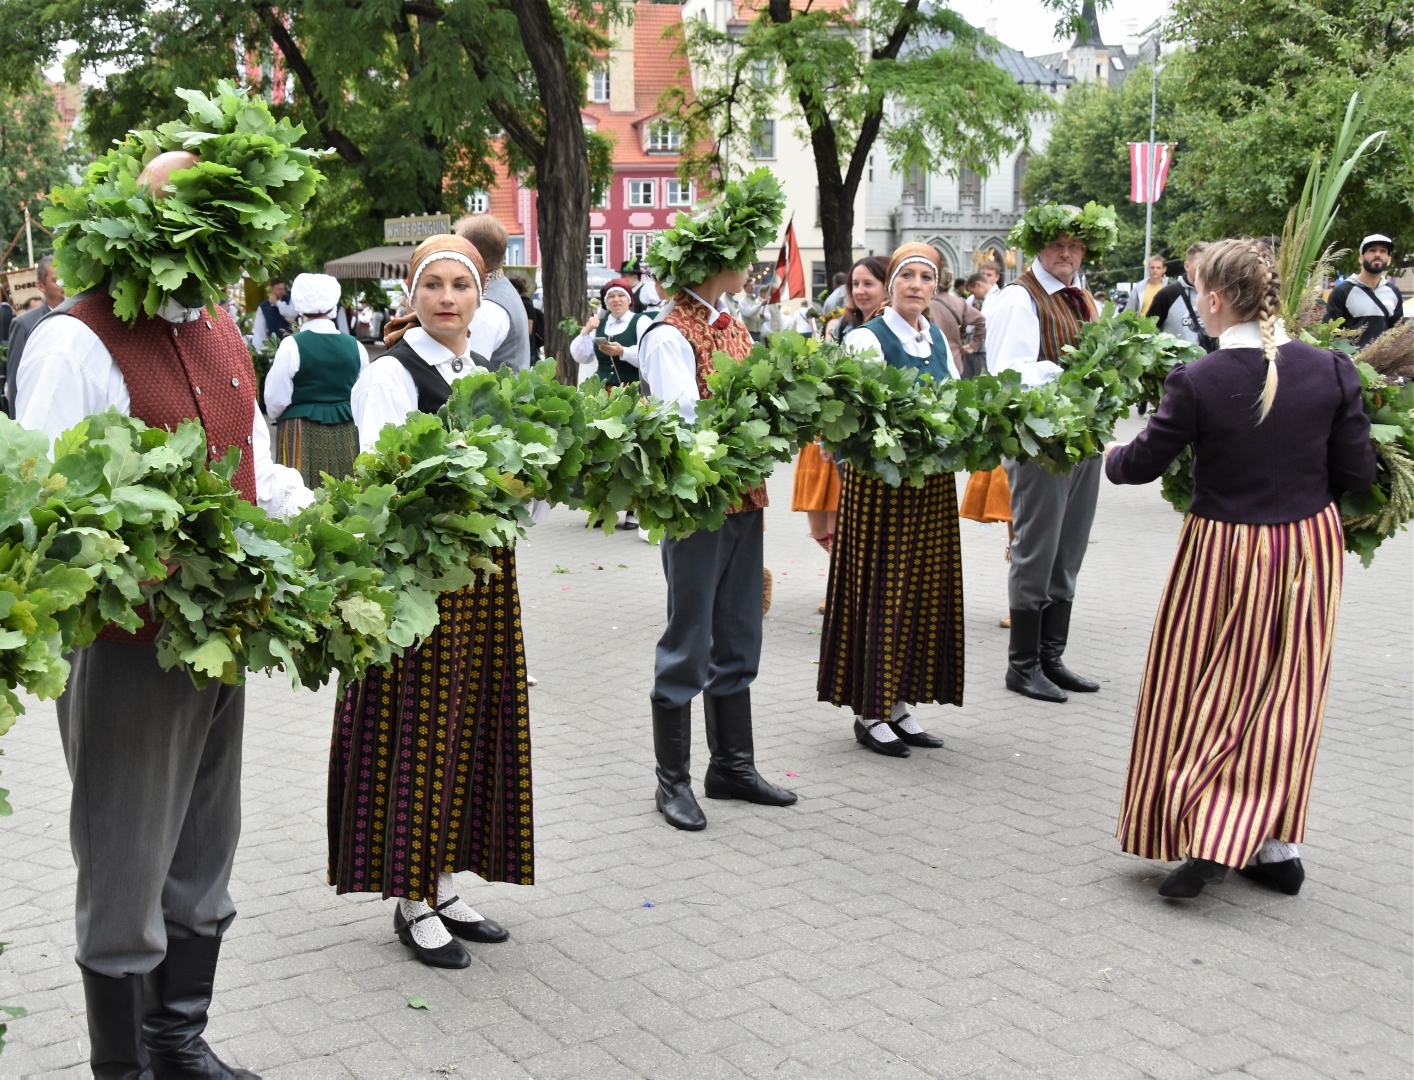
[1128,142,1174,204]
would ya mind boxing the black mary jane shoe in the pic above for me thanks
[887,714,945,749]
[436,896,510,943]
[1157,858,1228,898]
[1237,858,1305,896]
[854,718,910,757]
[394,906,471,968]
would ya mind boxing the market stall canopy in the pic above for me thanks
[324,246,415,281]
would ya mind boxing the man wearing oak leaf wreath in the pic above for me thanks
[637,169,798,831]
[16,89,316,1078]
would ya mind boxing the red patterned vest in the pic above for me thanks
[1014,268,1097,364]
[664,296,768,513]
[68,293,259,643]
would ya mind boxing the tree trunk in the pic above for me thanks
[511,0,589,383]
[814,159,857,283]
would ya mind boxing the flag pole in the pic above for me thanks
[1143,26,1163,267]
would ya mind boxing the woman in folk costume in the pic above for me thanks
[637,168,797,831]
[333,234,530,967]
[569,277,652,388]
[264,272,368,485]
[1106,239,1375,898]
[821,243,963,757]
[959,466,1014,628]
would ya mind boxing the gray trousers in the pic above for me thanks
[652,510,764,709]
[57,642,244,977]
[1004,456,1102,611]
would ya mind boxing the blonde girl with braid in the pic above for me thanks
[1104,238,1376,901]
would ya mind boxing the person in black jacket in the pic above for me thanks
[1105,238,1375,902]
[1324,234,1404,348]
[1145,242,1216,352]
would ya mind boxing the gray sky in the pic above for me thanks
[978,0,1172,58]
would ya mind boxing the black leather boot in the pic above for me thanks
[1004,608,1067,702]
[143,937,259,1079]
[1039,601,1100,692]
[652,700,706,830]
[80,964,154,1079]
[702,690,797,806]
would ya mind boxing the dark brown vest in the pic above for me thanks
[1014,269,1097,364]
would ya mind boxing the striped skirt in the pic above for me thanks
[1117,503,1344,867]
[276,418,360,488]
[818,465,964,718]
[328,551,533,902]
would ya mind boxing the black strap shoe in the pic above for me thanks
[1157,858,1228,898]
[393,906,471,969]
[1040,601,1100,692]
[887,714,945,748]
[854,718,910,757]
[653,700,707,829]
[702,690,797,805]
[1005,608,1068,702]
[142,937,258,1078]
[80,964,154,1079]
[1237,858,1304,896]
[436,896,510,942]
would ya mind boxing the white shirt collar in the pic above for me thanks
[158,297,208,324]
[299,317,339,334]
[882,305,931,344]
[604,310,634,330]
[1217,319,1292,351]
[1029,261,1073,295]
[683,288,728,313]
[405,325,475,368]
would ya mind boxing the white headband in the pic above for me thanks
[887,255,939,293]
[409,251,483,298]
[603,286,631,300]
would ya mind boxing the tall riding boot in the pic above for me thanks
[1039,601,1099,692]
[702,690,797,806]
[143,936,259,1079]
[80,964,153,1079]
[1004,608,1067,703]
[652,701,706,830]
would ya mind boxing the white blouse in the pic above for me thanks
[844,306,960,378]
[264,318,370,420]
[349,326,483,451]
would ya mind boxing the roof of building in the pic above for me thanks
[992,43,1072,86]
[583,3,694,167]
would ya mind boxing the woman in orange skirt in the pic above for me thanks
[792,442,840,552]
[959,466,1014,626]
[1104,239,1374,899]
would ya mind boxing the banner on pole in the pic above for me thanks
[768,218,806,304]
[1128,143,1174,204]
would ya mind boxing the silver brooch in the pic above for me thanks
[451,359,464,373]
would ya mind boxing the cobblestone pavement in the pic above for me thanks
[2,415,1410,1079]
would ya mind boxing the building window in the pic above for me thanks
[1013,152,1029,212]
[811,262,828,298]
[665,179,693,207]
[868,155,874,183]
[646,122,681,152]
[465,190,489,214]
[750,119,775,160]
[904,163,926,204]
[625,232,653,263]
[507,236,525,265]
[590,68,610,103]
[958,166,981,208]
[586,233,608,267]
[750,59,774,88]
[628,179,656,207]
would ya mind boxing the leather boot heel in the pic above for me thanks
[143,937,259,1078]
[652,701,706,829]
[1005,609,1068,702]
[703,690,797,805]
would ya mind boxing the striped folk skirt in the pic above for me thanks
[276,418,360,488]
[328,551,533,902]
[819,465,964,718]
[1117,504,1344,868]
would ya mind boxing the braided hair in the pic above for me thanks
[1196,238,1284,423]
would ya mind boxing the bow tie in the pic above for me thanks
[710,310,732,331]
[1059,286,1091,319]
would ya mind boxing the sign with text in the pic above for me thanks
[384,214,451,244]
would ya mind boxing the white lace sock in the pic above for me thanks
[436,873,484,923]
[890,702,925,734]
[861,717,900,742]
[1252,839,1300,865]
[399,897,453,948]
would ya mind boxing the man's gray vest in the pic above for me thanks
[485,274,531,373]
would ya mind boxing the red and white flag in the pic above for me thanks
[768,217,806,303]
[1128,142,1174,204]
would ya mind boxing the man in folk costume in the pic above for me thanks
[637,169,797,830]
[16,86,321,1078]
[985,202,1119,703]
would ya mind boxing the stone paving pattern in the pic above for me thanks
[1,416,1410,1078]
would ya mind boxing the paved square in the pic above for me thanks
[2,415,1410,1078]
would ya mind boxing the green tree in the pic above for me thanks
[1023,60,1198,280]
[0,0,619,371]
[673,0,1061,278]
[1164,0,1413,269]
[0,78,75,265]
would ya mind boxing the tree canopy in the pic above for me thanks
[0,78,75,266]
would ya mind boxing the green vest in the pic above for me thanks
[281,330,362,424]
[595,313,649,387]
[858,315,951,383]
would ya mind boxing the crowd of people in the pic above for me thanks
[1,95,1402,1077]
